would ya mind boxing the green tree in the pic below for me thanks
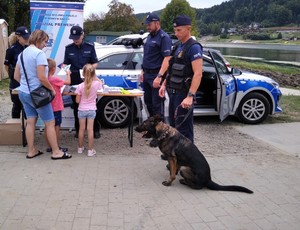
[84,12,105,34]
[160,0,199,37]
[101,0,139,32]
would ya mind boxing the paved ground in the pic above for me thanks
[0,123,299,230]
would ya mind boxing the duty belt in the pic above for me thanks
[143,68,160,74]
[167,88,187,94]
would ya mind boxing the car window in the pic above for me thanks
[97,53,129,70]
[211,52,228,74]
[131,52,143,70]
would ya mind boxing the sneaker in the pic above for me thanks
[87,149,96,157]
[78,146,84,154]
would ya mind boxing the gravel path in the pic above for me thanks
[0,92,280,158]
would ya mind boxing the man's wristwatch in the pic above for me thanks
[187,91,195,97]
[157,73,163,78]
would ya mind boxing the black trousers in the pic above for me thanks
[10,89,22,119]
[71,95,100,133]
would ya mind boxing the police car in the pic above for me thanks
[94,43,282,127]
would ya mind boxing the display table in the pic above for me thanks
[13,89,144,147]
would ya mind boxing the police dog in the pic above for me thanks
[135,115,253,193]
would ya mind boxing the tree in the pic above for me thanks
[84,12,105,34]
[101,0,140,32]
[160,0,199,37]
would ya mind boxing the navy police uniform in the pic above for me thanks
[63,41,98,85]
[142,15,172,117]
[4,41,26,118]
[63,26,100,137]
[167,16,203,143]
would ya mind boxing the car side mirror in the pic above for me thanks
[231,68,242,76]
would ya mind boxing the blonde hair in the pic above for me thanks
[47,58,56,74]
[29,29,49,46]
[8,32,18,46]
[82,64,96,97]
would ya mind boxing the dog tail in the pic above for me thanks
[207,180,253,194]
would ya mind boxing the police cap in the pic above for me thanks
[69,26,83,40]
[145,13,160,24]
[173,15,192,27]
[15,26,30,39]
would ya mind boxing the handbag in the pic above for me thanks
[20,52,54,108]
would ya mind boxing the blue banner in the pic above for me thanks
[30,1,84,71]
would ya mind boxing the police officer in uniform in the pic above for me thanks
[4,26,30,118]
[63,26,100,138]
[159,15,203,143]
[141,13,172,117]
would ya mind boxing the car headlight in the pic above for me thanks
[266,80,279,89]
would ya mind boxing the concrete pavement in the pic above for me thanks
[0,124,299,230]
[235,122,300,158]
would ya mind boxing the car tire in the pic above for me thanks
[237,92,270,124]
[98,97,130,128]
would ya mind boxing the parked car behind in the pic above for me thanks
[93,42,282,128]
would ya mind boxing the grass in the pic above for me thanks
[0,78,9,92]
[267,95,300,123]
[227,57,300,75]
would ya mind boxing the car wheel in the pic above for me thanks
[237,92,270,124]
[98,97,130,128]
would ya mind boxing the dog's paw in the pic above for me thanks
[179,179,188,186]
[162,180,172,186]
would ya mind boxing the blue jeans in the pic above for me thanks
[19,91,54,123]
[143,73,164,117]
[168,91,194,143]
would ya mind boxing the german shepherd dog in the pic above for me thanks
[135,115,253,194]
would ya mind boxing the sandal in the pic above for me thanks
[51,152,72,160]
[26,150,44,159]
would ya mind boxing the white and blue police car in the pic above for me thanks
[93,43,282,127]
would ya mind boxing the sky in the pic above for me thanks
[84,0,226,18]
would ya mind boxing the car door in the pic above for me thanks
[96,52,139,89]
[209,50,236,121]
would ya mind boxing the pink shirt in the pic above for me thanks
[75,80,102,111]
[49,76,64,112]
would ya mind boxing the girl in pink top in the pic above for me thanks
[75,64,103,157]
[45,58,71,152]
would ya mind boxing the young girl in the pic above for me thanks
[45,58,71,152]
[75,64,103,156]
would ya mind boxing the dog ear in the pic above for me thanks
[153,114,163,122]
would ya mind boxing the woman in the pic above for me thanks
[4,27,30,119]
[14,29,72,160]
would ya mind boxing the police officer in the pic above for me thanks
[63,25,100,138]
[141,13,172,117]
[4,26,30,118]
[159,15,203,143]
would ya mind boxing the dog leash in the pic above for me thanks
[174,104,192,129]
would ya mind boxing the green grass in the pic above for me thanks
[0,79,9,92]
[267,95,300,123]
[227,57,300,75]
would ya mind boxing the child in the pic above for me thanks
[75,64,103,157]
[45,58,71,152]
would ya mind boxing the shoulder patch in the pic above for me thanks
[85,41,94,46]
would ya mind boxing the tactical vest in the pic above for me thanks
[167,38,202,92]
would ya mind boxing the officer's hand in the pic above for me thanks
[139,73,144,82]
[159,85,165,98]
[153,77,161,88]
[181,97,193,109]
